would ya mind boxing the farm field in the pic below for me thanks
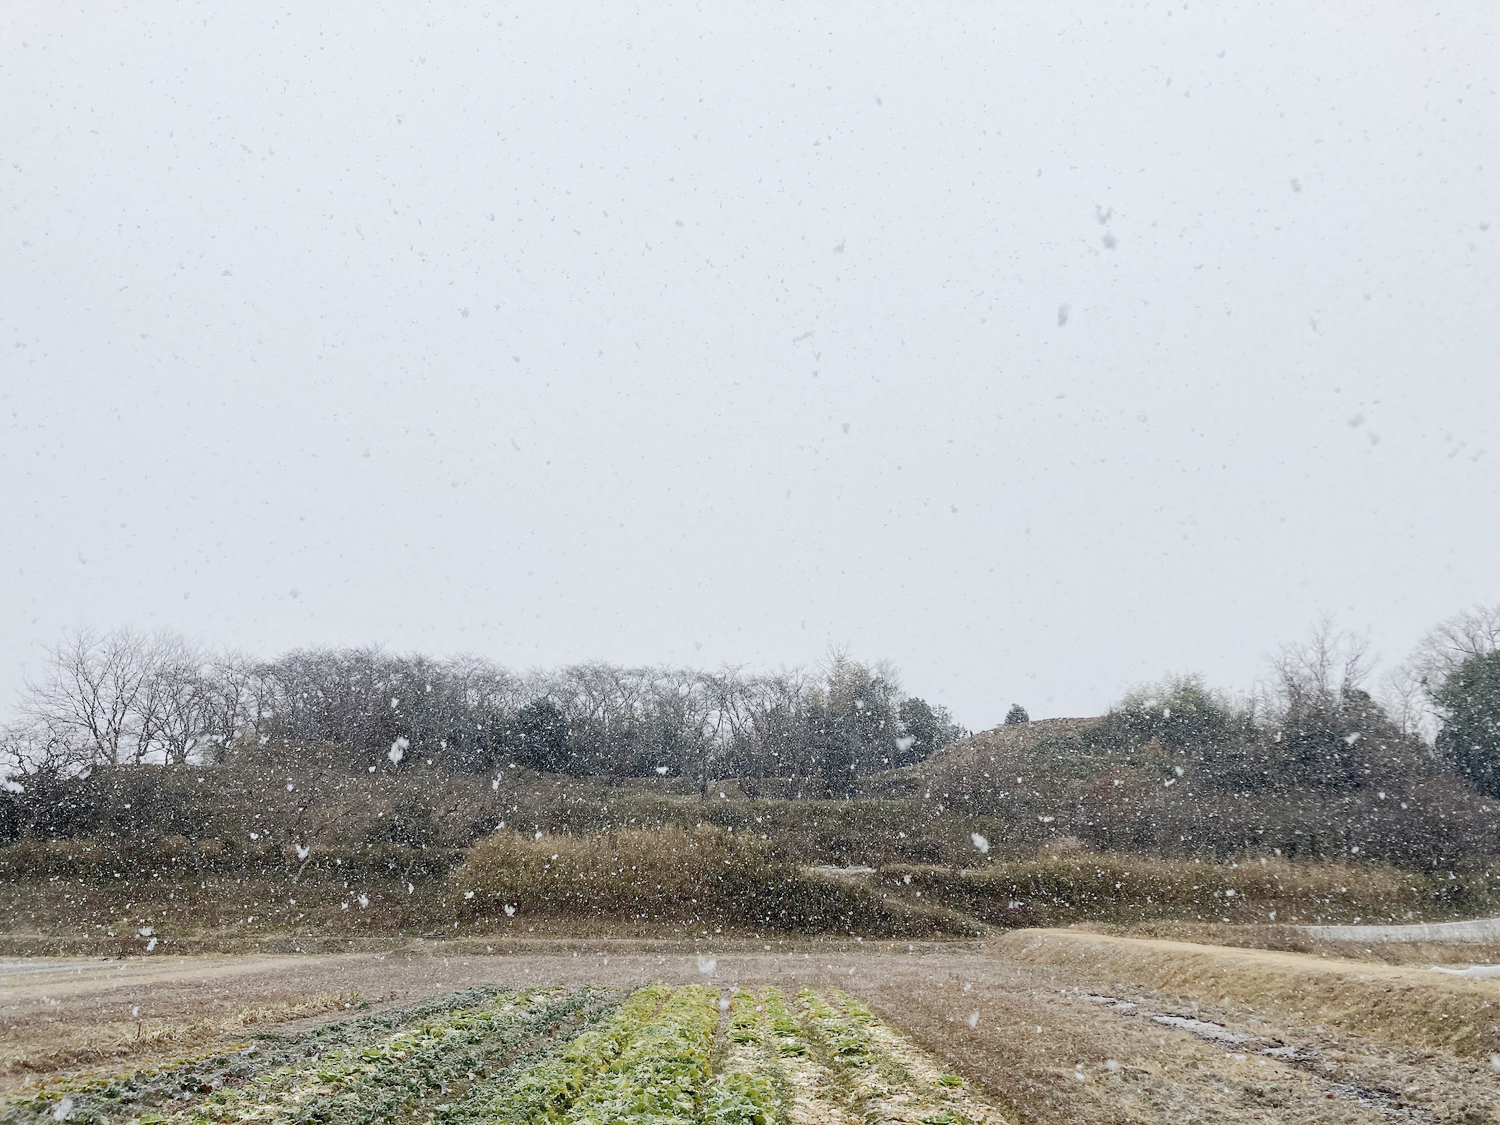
[3,934,1500,1125]
[1,977,1011,1125]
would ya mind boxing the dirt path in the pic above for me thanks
[1306,915,1500,943]
[4,935,1499,1124]
[0,954,357,998]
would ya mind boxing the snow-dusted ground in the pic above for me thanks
[1430,963,1500,978]
[1304,916,1500,943]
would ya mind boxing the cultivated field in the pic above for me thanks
[5,933,1500,1125]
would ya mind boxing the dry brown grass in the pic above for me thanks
[1072,918,1500,965]
[0,868,453,950]
[453,823,771,911]
[0,988,361,1079]
[104,988,363,1052]
[449,825,971,935]
[994,927,1500,1058]
[881,850,1488,928]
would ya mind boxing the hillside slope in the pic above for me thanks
[860,717,1096,798]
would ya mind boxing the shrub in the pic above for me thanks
[452,824,775,917]
[449,825,969,934]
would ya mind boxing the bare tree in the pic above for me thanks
[0,718,84,777]
[136,636,216,765]
[22,626,152,768]
[1258,618,1427,792]
[17,628,241,769]
[1380,662,1433,741]
[697,666,750,796]
[1388,604,1500,741]
[747,668,818,776]
[1262,616,1373,722]
[1412,604,1500,679]
[199,650,270,754]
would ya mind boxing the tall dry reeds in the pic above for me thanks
[451,824,775,918]
[880,851,1495,928]
[449,825,971,934]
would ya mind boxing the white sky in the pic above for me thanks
[3,3,1497,729]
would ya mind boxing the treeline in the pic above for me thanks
[4,610,1497,874]
[1,631,964,793]
[879,610,1500,868]
[1081,610,1500,800]
[1016,609,1500,800]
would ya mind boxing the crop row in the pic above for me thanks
[440,982,676,1125]
[5,984,1012,1125]
[178,987,616,1125]
[702,990,790,1125]
[445,984,786,1125]
[2,987,616,1125]
[789,988,1013,1125]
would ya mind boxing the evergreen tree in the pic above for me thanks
[1435,651,1500,798]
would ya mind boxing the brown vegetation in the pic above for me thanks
[451,825,970,935]
[994,927,1500,1059]
[878,851,1497,928]
[861,714,1500,870]
[5,829,1495,952]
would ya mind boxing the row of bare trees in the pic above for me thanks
[4,629,254,773]
[0,631,964,791]
[8,607,1490,795]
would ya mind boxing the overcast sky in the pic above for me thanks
[3,3,1496,729]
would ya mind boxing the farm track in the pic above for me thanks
[3,935,1500,1124]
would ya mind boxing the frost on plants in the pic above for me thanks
[567,985,717,1125]
[789,989,1015,1125]
[704,990,790,1125]
[0,986,1012,1125]
[0,988,617,1125]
